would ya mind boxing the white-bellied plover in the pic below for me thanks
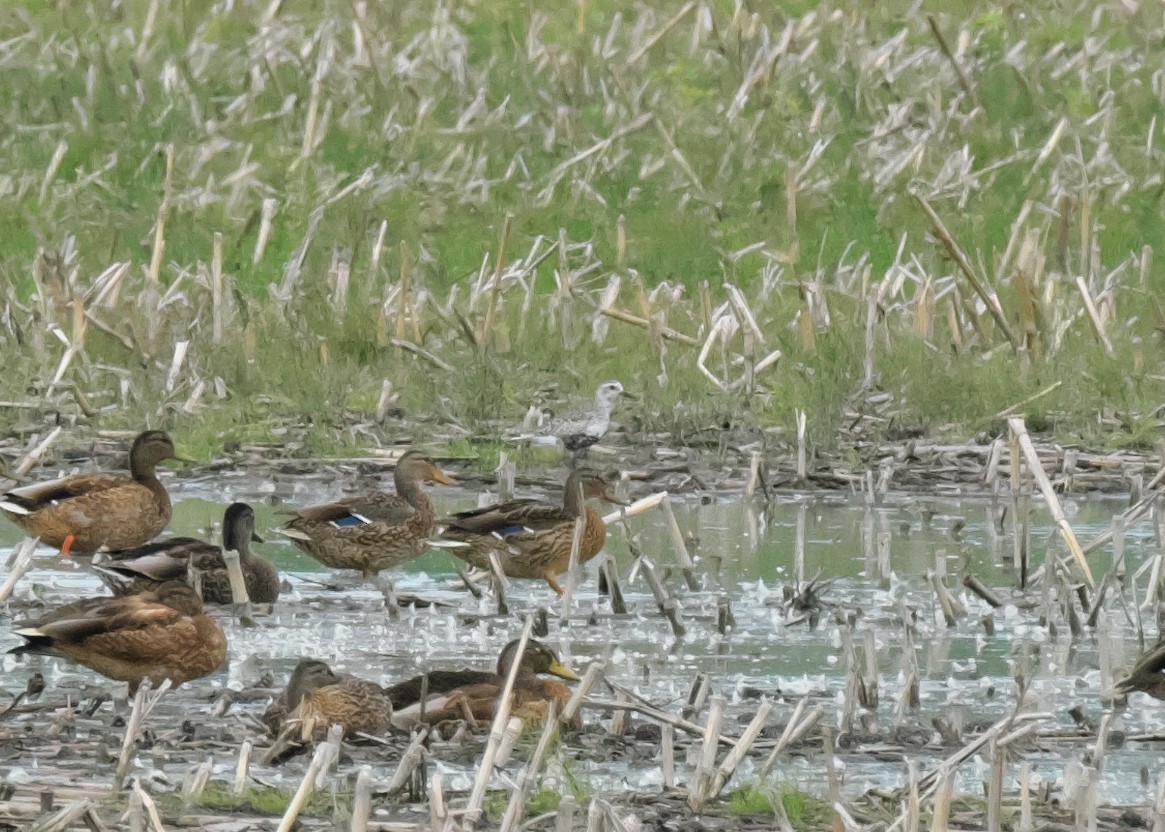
[517,380,630,463]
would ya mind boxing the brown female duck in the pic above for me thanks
[0,430,185,556]
[1115,639,1165,700]
[387,639,580,730]
[432,470,624,595]
[278,449,455,579]
[93,502,280,604]
[8,582,227,695]
[263,659,393,752]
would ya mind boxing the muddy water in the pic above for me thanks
[2,470,1164,805]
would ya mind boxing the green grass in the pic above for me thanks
[483,786,566,822]
[527,787,563,815]
[728,784,779,815]
[1,0,1163,455]
[482,743,586,822]
[155,782,336,816]
[728,783,830,827]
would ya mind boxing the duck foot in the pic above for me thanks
[373,574,400,619]
[543,573,566,596]
[295,573,364,592]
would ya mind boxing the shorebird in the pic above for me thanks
[519,381,629,463]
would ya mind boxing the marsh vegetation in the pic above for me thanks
[4,0,1165,830]
[1,0,1164,456]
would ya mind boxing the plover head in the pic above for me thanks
[593,380,626,414]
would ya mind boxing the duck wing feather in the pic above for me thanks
[290,492,415,528]
[13,594,185,646]
[383,669,500,709]
[444,499,572,536]
[3,474,133,511]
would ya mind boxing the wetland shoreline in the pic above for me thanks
[3,429,1165,831]
[1,419,1157,500]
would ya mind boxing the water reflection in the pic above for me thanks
[1,472,1162,803]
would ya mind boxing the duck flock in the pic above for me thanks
[8,382,1165,811]
[0,387,630,754]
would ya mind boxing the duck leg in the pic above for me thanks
[542,571,565,596]
[373,573,400,616]
[298,572,364,592]
[60,534,76,558]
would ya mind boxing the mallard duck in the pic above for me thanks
[432,469,624,595]
[0,430,186,556]
[263,659,393,742]
[8,582,227,695]
[387,638,580,729]
[93,503,280,604]
[1115,639,1165,700]
[277,449,455,579]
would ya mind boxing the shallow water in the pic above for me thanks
[2,470,1163,806]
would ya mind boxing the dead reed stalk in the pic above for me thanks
[233,740,252,796]
[478,213,515,348]
[911,191,1017,348]
[276,731,340,832]
[0,537,38,604]
[1008,417,1095,588]
[757,698,823,778]
[687,694,725,811]
[461,615,535,829]
[563,661,605,723]
[559,514,587,617]
[15,428,63,478]
[113,679,172,791]
[707,700,773,798]
[499,701,560,832]
[27,800,96,832]
[660,495,697,589]
[351,765,372,832]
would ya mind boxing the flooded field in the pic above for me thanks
[2,467,1164,825]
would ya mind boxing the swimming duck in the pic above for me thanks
[0,430,186,556]
[277,449,455,579]
[432,469,624,595]
[8,582,227,695]
[387,638,580,729]
[263,659,393,743]
[93,502,280,604]
[1115,639,1165,700]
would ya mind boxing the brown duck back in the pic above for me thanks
[59,614,226,694]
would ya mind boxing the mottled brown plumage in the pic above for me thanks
[8,582,227,695]
[95,503,280,604]
[264,660,393,742]
[0,431,184,556]
[388,639,580,730]
[279,450,455,578]
[262,660,338,735]
[434,470,624,595]
[1116,639,1165,700]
